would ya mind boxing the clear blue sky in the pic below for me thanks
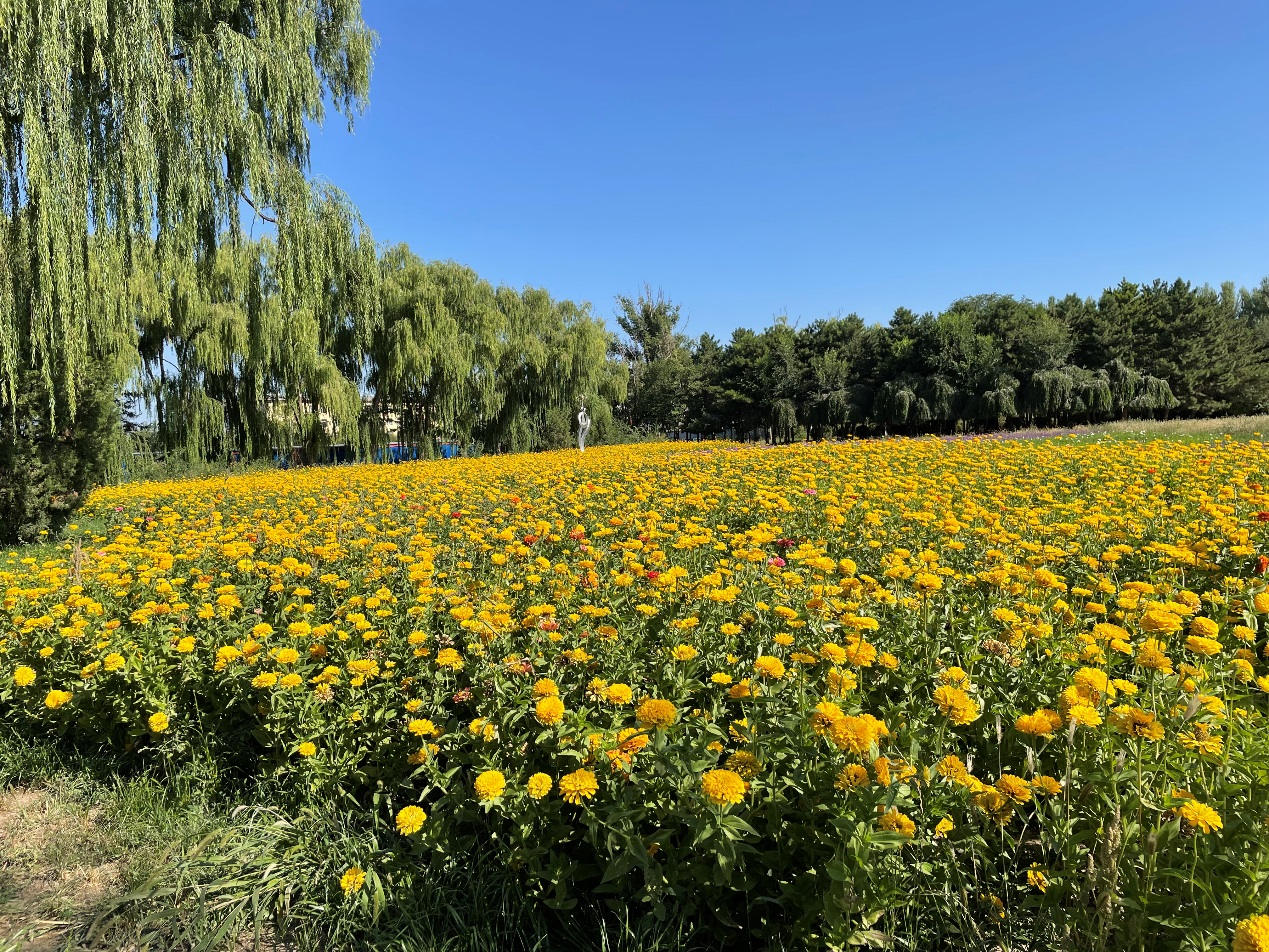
[309,0,1269,340]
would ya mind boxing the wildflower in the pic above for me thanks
[932,685,981,725]
[1026,866,1048,893]
[532,678,559,697]
[44,690,72,709]
[535,695,566,726]
[558,768,598,805]
[725,750,761,779]
[1185,635,1222,657]
[297,742,317,757]
[147,711,170,733]
[1015,709,1062,737]
[835,764,870,789]
[1177,799,1222,834]
[934,817,954,838]
[340,866,366,896]
[605,683,632,704]
[1110,706,1164,741]
[671,644,699,661]
[275,647,300,664]
[636,698,678,729]
[527,773,553,799]
[701,769,747,806]
[994,774,1032,804]
[395,805,428,835]
[103,653,125,672]
[1234,915,1269,952]
[754,655,785,679]
[408,718,438,737]
[877,807,915,837]
[435,648,463,671]
[12,666,35,687]
[475,770,506,801]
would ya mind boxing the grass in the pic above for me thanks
[0,731,714,952]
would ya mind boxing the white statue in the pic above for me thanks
[577,402,591,452]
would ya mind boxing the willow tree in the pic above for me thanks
[0,0,376,424]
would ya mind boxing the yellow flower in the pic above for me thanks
[532,678,559,697]
[834,764,870,790]
[435,648,463,670]
[274,647,300,665]
[1026,865,1048,893]
[340,866,366,896]
[994,774,1032,804]
[558,768,598,805]
[408,718,438,737]
[474,770,506,801]
[395,805,428,835]
[147,711,170,733]
[534,695,566,726]
[636,698,678,729]
[605,683,633,705]
[12,666,35,687]
[932,685,981,725]
[103,652,125,672]
[671,644,698,661]
[526,773,553,799]
[877,807,915,837]
[1234,915,1269,952]
[44,690,72,709]
[753,655,785,679]
[701,768,747,806]
[933,817,954,838]
[725,750,760,779]
[297,742,317,757]
[1177,799,1222,834]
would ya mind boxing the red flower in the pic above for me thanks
[1256,556,1269,576]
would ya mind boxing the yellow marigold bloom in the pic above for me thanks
[147,711,170,733]
[826,668,857,696]
[175,636,196,653]
[1066,704,1102,727]
[1177,724,1223,756]
[720,622,742,636]
[103,652,125,671]
[1177,799,1222,834]
[474,770,506,801]
[532,678,559,697]
[936,755,969,783]
[340,866,365,896]
[12,666,35,687]
[913,572,942,594]
[1135,638,1174,674]
[725,750,761,779]
[1015,709,1062,737]
[279,673,302,688]
[994,774,1032,804]
[819,642,847,664]
[435,648,463,670]
[605,683,633,704]
[274,647,300,665]
[297,742,317,757]
[1254,592,1269,614]
[1184,635,1222,657]
[44,690,72,709]
[636,698,678,729]
[842,637,877,667]
[252,672,278,689]
[701,768,747,806]
[1110,705,1164,741]
[828,714,882,755]
[395,805,428,835]
[810,700,844,735]
[877,807,915,838]
[1031,775,1062,796]
[835,764,870,789]
[535,695,566,726]
[527,773,553,799]
[671,644,699,661]
[754,655,785,679]
[1140,608,1183,634]
[878,651,899,670]
[558,768,598,805]
[932,685,981,725]
[710,672,733,685]
[934,817,954,838]
[1234,915,1269,952]
[1026,866,1048,893]
[408,718,438,737]
[1189,616,1219,638]
[938,666,970,686]
[728,678,754,699]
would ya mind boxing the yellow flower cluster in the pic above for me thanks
[3,436,1268,937]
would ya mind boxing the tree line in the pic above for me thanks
[616,278,1269,441]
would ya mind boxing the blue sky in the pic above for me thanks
[309,1,1269,340]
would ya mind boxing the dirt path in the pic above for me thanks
[0,787,122,951]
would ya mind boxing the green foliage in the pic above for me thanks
[0,364,119,544]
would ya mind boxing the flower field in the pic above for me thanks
[4,438,1269,949]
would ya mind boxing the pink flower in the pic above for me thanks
[768,557,786,568]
